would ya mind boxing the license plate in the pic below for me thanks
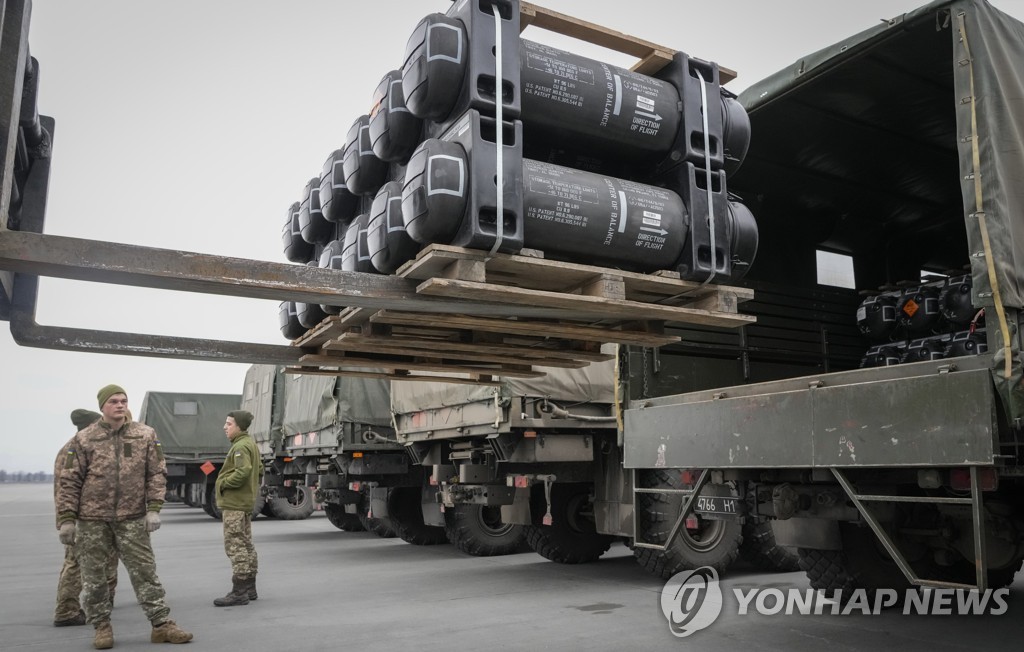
[693,495,740,515]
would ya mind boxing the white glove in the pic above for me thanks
[59,521,77,545]
[145,511,161,532]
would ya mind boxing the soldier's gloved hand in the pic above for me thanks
[145,511,161,532]
[58,521,77,545]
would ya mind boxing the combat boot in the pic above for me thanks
[54,609,86,627]
[213,575,250,607]
[246,575,258,601]
[150,619,193,644]
[93,621,114,649]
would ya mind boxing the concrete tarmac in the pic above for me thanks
[2,483,1022,651]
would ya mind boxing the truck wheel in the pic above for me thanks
[444,504,525,556]
[633,470,742,578]
[523,483,614,564]
[202,483,222,521]
[740,520,799,572]
[182,484,199,508]
[938,556,1023,590]
[358,512,398,538]
[267,484,315,520]
[798,522,915,603]
[251,493,266,520]
[388,487,448,545]
[261,498,276,518]
[739,484,798,572]
[325,503,366,531]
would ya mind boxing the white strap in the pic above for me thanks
[488,4,505,257]
[695,68,717,286]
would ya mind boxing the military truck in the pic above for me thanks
[136,391,243,519]
[240,364,418,535]
[621,0,1024,593]
[390,347,798,569]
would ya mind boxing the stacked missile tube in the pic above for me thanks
[279,0,760,339]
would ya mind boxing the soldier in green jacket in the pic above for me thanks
[213,410,263,607]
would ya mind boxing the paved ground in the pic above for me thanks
[2,483,1022,651]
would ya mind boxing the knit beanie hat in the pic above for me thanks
[227,410,253,431]
[70,409,101,430]
[97,384,127,408]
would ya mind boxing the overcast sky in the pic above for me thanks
[3,0,1022,472]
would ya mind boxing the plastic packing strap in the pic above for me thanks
[488,4,505,258]
[695,68,718,287]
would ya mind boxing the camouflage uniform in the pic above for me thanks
[221,511,257,576]
[215,431,261,578]
[57,419,172,626]
[53,437,118,624]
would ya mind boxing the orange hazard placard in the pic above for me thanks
[902,299,919,317]
[200,461,216,476]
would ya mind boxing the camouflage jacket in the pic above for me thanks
[215,432,262,512]
[56,419,166,524]
[53,437,75,528]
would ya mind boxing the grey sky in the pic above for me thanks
[3,0,1022,472]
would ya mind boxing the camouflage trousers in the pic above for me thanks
[54,543,118,621]
[77,518,170,626]
[222,510,258,577]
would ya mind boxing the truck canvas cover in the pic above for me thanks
[390,352,617,415]
[625,0,1024,469]
[281,372,392,434]
[138,391,241,457]
[728,0,1024,411]
[241,364,284,450]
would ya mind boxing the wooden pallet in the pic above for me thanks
[519,2,737,82]
[288,245,754,383]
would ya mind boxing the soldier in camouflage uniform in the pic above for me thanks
[213,410,263,607]
[53,409,119,627]
[57,384,193,649]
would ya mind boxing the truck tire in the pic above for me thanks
[261,498,276,518]
[251,493,266,520]
[182,484,199,508]
[202,483,223,521]
[739,485,799,572]
[937,556,1023,590]
[523,483,614,564]
[388,487,448,545]
[633,470,742,578]
[267,484,316,520]
[740,520,799,572]
[358,513,398,538]
[444,504,525,556]
[325,503,366,531]
[798,522,913,603]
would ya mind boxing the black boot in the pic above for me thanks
[213,575,250,607]
[247,575,258,601]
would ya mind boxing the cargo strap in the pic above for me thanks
[488,4,505,257]
[694,69,717,286]
[957,11,1012,379]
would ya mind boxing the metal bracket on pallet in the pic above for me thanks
[631,467,710,551]
[831,467,989,592]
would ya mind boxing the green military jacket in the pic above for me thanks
[215,432,262,512]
